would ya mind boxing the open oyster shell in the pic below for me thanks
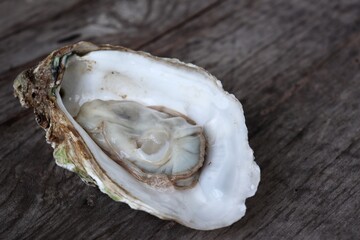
[13,42,260,230]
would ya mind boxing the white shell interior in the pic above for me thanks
[57,50,260,230]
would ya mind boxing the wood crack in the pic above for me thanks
[135,0,223,50]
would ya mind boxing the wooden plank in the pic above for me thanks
[0,0,219,74]
[0,0,82,37]
[1,0,360,239]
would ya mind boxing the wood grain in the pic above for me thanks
[0,0,219,74]
[1,0,360,239]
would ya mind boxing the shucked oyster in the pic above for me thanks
[13,42,260,230]
[76,99,205,188]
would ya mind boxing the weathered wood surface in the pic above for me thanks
[1,0,360,239]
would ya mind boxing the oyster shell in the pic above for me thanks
[13,42,260,230]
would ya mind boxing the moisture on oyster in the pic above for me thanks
[13,42,260,230]
[75,99,205,188]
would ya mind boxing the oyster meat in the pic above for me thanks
[14,42,260,230]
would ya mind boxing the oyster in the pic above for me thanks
[13,42,260,230]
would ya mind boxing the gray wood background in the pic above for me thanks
[1,0,360,239]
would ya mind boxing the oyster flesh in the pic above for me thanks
[13,42,260,230]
